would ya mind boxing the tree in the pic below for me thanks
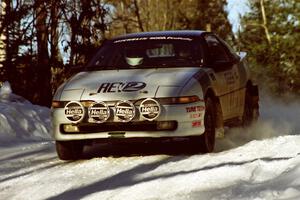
[0,1,6,69]
[0,0,35,96]
[50,0,63,66]
[240,0,300,94]
[190,0,235,43]
[60,0,109,65]
[0,0,110,106]
[35,0,52,106]
[107,0,234,43]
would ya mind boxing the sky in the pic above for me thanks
[226,0,251,33]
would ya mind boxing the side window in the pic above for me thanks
[204,35,230,62]
[219,38,240,60]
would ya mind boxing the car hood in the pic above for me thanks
[59,67,200,101]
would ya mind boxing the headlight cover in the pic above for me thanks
[115,100,136,122]
[64,101,85,123]
[88,101,110,123]
[139,98,161,121]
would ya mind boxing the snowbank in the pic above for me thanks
[0,82,52,144]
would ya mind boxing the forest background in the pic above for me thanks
[0,0,299,107]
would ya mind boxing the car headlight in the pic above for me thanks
[139,98,161,121]
[157,95,202,105]
[51,101,67,108]
[52,100,95,108]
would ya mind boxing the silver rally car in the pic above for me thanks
[52,30,259,160]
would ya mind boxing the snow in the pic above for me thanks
[0,82,51,144]
[0,82,300,200]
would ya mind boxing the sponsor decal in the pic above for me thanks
[114,37,148,43]
[186,106,205,113]
[192,120,202,127]
[64,101,85,123]
[114,36,192,43]
[139,98,161,121]
[97,82,146,93]
[190,113,202,119]
[88,102,110,123]
[115,100,135,122]
[149,36,193,41]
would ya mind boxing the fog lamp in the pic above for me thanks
[157,121,177,130]
[63,124,80,133]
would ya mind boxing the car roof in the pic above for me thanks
[112,30,208,41]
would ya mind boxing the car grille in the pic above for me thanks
[60,120,178,134]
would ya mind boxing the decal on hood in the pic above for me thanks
[97,82,146,93]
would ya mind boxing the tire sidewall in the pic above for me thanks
[202,97,216,153]
[56,141,83,160]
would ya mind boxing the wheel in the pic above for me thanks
[200,97,216,153]
[242,89,259,126]
[188,97,216,153]
[56,141,84,160]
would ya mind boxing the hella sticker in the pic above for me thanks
[64,101,85,123]
[97,82,146,93]
[115,100,135,122]
[88,102,110,123]
[140,98,161,121]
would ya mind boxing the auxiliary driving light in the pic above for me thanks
[64,101,85,123]
[63,124,80,133]
[157,121,177,131]
[88,101,110,123]
[139,98,161,121]
[115,100,135,122]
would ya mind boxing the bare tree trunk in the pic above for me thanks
[260,0,271,44]
[3,0,16,85]
[50,1,62,66]
[80,0,92,45]
[133,0,144,32]
[0,1,6,69]
[36,0,51,106]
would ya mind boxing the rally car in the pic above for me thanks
[52,30,259,160]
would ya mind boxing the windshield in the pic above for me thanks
[86,37,203,70]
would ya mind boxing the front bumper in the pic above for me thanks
[60,120,178,134]
[52,102,206,141]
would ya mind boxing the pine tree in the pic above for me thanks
[240,0,300,94]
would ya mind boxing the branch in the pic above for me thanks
[133,0,144,32]
[260,0,271,44]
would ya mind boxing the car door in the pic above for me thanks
[203,34,243,120]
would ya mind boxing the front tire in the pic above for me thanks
[201,97,216,153]
[188,97,216,153]
[56,141,84,160]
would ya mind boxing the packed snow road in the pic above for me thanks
[1,136,300,200]
[0,82,300,200]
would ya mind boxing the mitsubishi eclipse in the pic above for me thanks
[52,30,259,160]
